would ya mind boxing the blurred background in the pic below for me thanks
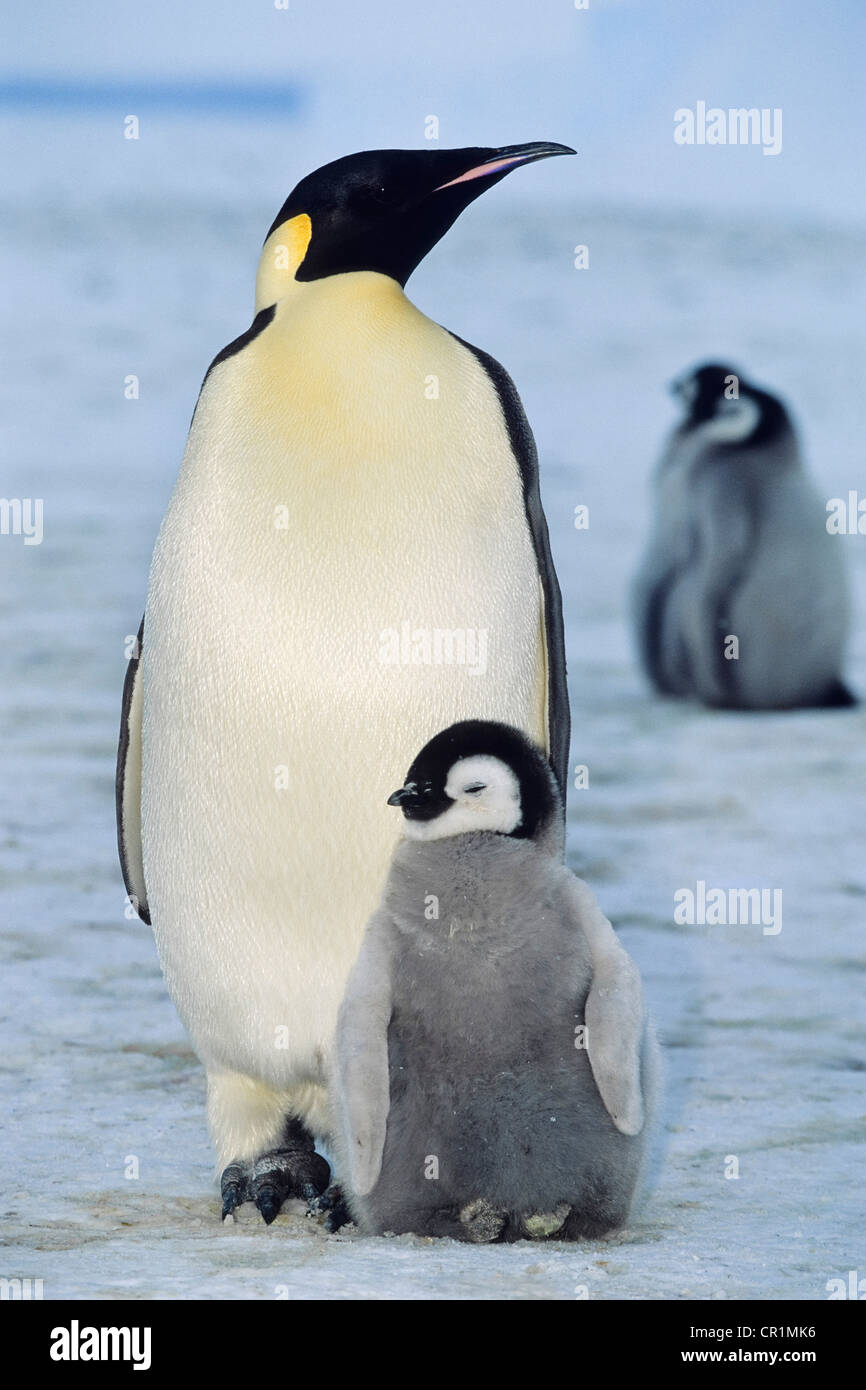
[2,0,864,1299]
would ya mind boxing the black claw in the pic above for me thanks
[325,1199,352,1234]
[310,1184,352,1232]
[221,1184,243,1220]
[220,1162,249,1220]
[255,1184,282,1225]
[312,1182,342,1212]
[305,1183,351,1231]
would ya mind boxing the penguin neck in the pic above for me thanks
[255,214,410,319]
[255,215,312,310]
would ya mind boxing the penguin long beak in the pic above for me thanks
[434,142,576,191]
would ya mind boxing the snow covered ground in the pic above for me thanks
[2,112,865,1300]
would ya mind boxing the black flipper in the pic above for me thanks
[116,616,150,925]
[684,461,759,708]
[446,331,571,805]
[635,559,688,695]
[190,303,277,426]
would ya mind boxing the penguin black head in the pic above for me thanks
[387,720,559,843]
[260,143,575,291]
[670,362,790,448]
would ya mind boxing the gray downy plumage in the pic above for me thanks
[333,721,660,1242]
[632,362,855,710]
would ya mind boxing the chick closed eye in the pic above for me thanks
[463,783,487,795]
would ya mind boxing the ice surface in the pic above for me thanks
[2,113,864,1301]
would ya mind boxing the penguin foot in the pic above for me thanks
[521,1204,572,1240]
[219,1119,330,1225]
[307,1183,352,1233]
[250,1145,331,1224]
[458,1198,507,1244]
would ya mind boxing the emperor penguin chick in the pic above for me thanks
[632,362,855,709]
[334,721,660,1242]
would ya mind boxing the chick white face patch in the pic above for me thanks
[700,394,761,444]
[402,755,522,840]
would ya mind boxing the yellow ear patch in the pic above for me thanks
[255,213,313,311]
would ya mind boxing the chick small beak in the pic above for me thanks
[387,784,417,808]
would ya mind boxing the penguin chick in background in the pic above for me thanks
[632,363,855,710]
[334,721,660,1243]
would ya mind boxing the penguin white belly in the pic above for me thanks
[141,273,547,1103]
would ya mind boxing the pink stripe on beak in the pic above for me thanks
[434,154,534,191]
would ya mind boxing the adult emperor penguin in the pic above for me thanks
[632,362,855,710]
[334,721,659,1241]
[116,143,574,1221]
